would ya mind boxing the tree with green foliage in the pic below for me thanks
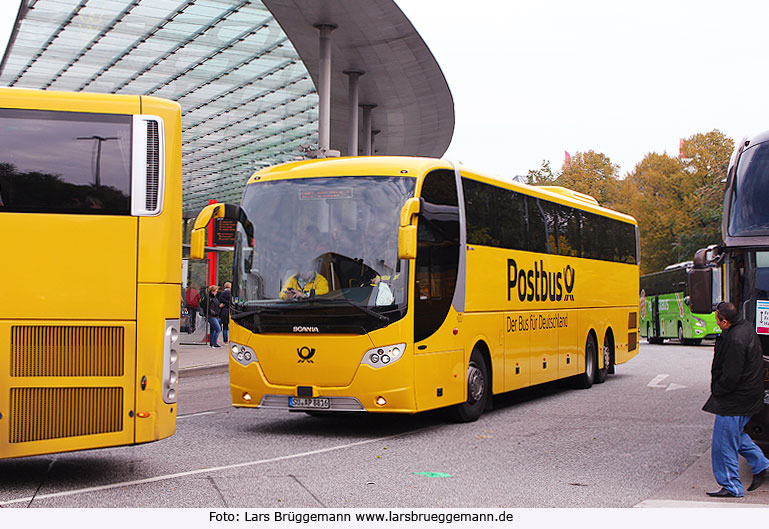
[526,160,558,185]
[676,130,734,257]
[556,150,621,206]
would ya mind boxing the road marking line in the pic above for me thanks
[665,383,687,391]
[636,499,769,508]
[0,429,427,507]
[647,374,669,388]
[177,411,217,420]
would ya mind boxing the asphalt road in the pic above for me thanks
[0,340,744,508]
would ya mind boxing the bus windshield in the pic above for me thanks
[232,175,415,333]
[729,141,769,237]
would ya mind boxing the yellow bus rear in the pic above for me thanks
[191,157,639,421]
[0,88,181,458]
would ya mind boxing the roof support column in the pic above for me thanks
[371,129,380,156]
[344,70,363,156]
[314,24,336,157]
[360,104,376,156]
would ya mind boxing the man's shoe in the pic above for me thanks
[748,469,767,492]
[706,487,739,498]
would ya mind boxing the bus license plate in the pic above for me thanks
[289,397,330,409]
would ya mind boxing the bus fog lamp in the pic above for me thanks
[375,396,387,406]
[242,392,252,402]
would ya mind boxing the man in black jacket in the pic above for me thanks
[703,302,769,498]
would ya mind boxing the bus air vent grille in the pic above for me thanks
[145,120,160,211]
[628,311,638,329]
[11,326,125,377]
[628,332,638,352]
[10,387,123,443]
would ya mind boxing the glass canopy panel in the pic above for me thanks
[0,0,319,213]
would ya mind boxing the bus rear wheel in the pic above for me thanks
[595,334,613,384]
[677,323,684,343]
[449,348,488,423]
[573,335,597,389]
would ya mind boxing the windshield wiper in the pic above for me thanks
[305,298,390,322]
[230,305,284,320]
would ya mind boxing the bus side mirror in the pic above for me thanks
[190,203,254,260]
[398,198,421,260]
[688,267,713,314]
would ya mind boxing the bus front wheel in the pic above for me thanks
[573,335,597,389]
[449,348,489,423]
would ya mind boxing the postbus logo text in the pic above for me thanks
[507,258,575,302]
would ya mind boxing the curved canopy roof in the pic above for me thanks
[0,0,454,214]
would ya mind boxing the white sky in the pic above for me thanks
[395,0,769,178]
[2,0,768,179]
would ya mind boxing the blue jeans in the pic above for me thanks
[221,316,229,343]
[711,414,769,496]
[208,317,221,346]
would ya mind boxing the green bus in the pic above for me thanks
[640,262,721,344]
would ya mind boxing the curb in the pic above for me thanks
[179,363,229,377]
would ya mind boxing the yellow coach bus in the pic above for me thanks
[0,88,181,458]
[191,157,640,421]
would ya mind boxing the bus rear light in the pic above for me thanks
[162,320,180,404]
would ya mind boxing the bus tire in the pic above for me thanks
[449,348,489,423]
[595,333,613,384]
[677,322,684,343]
[573,334,597,389]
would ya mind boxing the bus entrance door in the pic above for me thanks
[652,296,661,340]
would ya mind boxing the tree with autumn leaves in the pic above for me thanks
[528,130,735,274]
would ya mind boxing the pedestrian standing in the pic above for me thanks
[220,281,232,344]
[703,301,769,498]
[185,284,200,333]
[206,285,222,348]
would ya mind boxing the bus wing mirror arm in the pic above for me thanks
[398,198,421,260]
[190,203,253,260]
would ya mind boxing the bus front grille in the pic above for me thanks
[11,325,124,377]
[10,387,123,443]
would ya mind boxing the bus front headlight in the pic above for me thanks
[231,342,258,366]
[361,343,406,368]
